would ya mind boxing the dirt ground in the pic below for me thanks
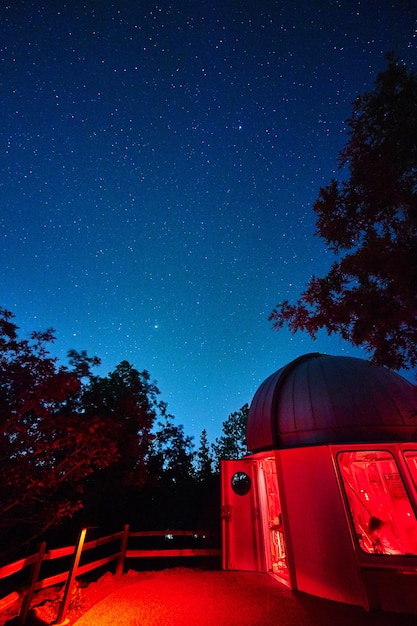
[2,568,416,626]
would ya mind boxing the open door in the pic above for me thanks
[257,457,290,585]
[221,458,264,571]
[221,455,291,585]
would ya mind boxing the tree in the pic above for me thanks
[194,429,220,532]
[195,429,214,482]
[149,411,195,484]
[138,412,197,528]
[80,361,160,488]
[69,360,170,529]
[269,56,417,371]
[212,404,248,470]
[0,308,117,553]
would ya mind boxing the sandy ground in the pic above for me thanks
[70,569,415,626]
[2,568,415,626]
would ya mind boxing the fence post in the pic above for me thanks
[18,541,46,626]
[116,524,130,577]
[54,528,87,625]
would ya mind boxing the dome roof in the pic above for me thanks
[246,353,417,452]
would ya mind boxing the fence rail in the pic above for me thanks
[0,525,221,625]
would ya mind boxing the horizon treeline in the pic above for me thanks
[0,306,247,560]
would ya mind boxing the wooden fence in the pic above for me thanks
[0,525,221,625]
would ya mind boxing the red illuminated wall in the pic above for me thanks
[277,446,367,606]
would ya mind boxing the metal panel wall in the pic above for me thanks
[278,446,367,607]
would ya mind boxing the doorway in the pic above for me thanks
[221,455,290,585]
[258,456,289,584]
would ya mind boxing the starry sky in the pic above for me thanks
[1,1,416,444]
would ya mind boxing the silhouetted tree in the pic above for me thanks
[80,361,160,489]
[150,412,195,484]
[0,307,221,545]
[139,412,196,528]
[195,429,214,482]
[212,404,248,470]
[0,308,117,553]
[71,360,171,529]
[270,55,417,371]
[67,348,101,380]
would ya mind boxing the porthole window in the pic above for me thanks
[231,472,251,496]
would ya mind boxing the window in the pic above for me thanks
[404,451,417,488]
[338,450,417,555]
[231,472,251,496]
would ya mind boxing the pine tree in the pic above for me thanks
[212,404,248,470]
[195,429,214,481]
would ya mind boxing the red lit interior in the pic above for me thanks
[338,450,417,555]
[261,457,289,583]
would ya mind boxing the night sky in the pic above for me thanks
[1,1,415,443]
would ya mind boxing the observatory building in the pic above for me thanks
[221,353,417,614]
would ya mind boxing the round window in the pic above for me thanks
[231,471,251,496]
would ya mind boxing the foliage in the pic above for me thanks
[0,306,249,549]
[195,429,214,482]
[0,309,176,552]
[0,308,117,549]
[269,56,417,371]
[212,404,248,469]
[149,411,195,484]
[79,361,161,488]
